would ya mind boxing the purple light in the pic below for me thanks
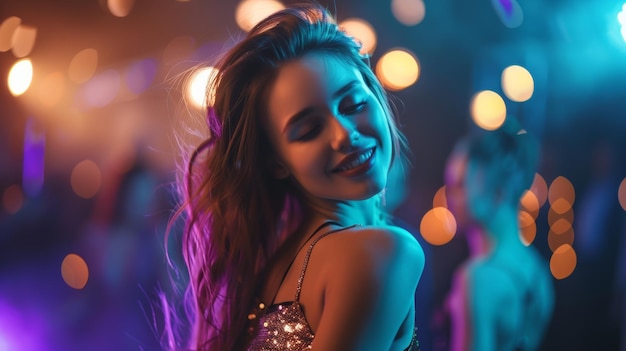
[125,58,158,95]
[0,298,45,351]
[22,118,45,197]
[499,0,513,16]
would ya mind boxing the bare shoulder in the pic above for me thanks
[318,225,424,267]
[315,225,425,285]
[310,225,424,349]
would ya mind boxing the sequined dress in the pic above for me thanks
[246,225,420,351]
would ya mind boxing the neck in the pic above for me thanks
[470,204,524,257]
[303,192,387,229]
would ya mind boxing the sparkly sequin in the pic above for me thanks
[247,301,314,350]
[246,224,420,351]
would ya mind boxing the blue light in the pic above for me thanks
[618,3,626,42]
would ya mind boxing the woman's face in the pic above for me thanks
[445,148,497,228]
[264,53,393,202]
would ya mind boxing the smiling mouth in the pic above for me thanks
[333,148,375,172]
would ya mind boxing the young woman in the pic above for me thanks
[168,3,424,350]
[444,120,555,351]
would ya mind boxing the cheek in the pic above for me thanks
[283,146,326,179]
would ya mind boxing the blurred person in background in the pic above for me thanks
[443,118,554,351]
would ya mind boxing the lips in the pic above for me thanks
[332,147,375,173]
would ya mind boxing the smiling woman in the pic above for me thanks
[164,2,425,351]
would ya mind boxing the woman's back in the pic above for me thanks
[453,246,554,351]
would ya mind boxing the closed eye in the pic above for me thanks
[295,125,322,141]
[341,101,367,115]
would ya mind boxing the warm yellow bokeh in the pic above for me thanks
[107,0,135,17]
[420,207,457,246]
[69,48,98,84]
[61,253,89,289]
[548,219,574,252]
[391,0,426,26]
[470,90,507,130]
[501,65,534,102]
[530,173,548,207]
[548,176,575,213]
[518,210,536,245]
[235,0,285,32]
[0,16,22,52]
[187,66,218,109]
[548,206,574,227]
[520,190,540,219]
[550,244,577,279]
[433,185,447,209]
[38,72,66,107]
[339,18,377,55]
[8,58,33,96]
[375,49,420,91]
[11,24,37,58]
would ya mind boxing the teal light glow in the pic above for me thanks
[618,3,626,42]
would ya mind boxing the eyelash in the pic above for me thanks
[341,101,367,115]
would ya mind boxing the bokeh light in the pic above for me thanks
[491,0,524,28]
[38,72,66,107]
[70,160,102,199]
[501,65,534,102]
[107,0,135,18]
[530,173,548,207]
[548,206,574,226]
[162,35,195,65]
[618,177,626,211]
[470,90,507,130]
[519,210,536,245]
[187,66,218,109]
[520,190,540,219]
[548,176,575,213]
[548,218,574,252]
[420,207,457,246]
[11,25,37,58]
[375,48,420,91]
[61,253,89,289]
[432,185,447,208]
[339,18,377,55]
[391,0,426,26]
[235,0,285,32]
[125,58,157,95]
[80,69,121,108]
[2,185,24,214]
[0,16,21,52]
[68,48,98,84]
[550,244,577,279]
[8,58,33,96]
[22,118,45,197]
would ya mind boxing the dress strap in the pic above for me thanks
[294,224,359,301]
[267,221,341,305]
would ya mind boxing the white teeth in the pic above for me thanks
[337,149,373,171]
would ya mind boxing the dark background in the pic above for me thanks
[1,0,625,350]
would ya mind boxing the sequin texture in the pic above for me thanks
[247,301,313,350]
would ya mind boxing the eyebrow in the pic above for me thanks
[282,80,360,134]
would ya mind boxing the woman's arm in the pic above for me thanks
[311,226,425,351]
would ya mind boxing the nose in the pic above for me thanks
[329,115,359,153]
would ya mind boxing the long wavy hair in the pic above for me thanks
[168,3,409,350]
